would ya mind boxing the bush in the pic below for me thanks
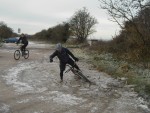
[145,84,150,95]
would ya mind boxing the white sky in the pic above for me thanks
[0,0,120,40]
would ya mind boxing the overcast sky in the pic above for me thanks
[0,0,120,40]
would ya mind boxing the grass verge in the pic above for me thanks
[72,47,150,105]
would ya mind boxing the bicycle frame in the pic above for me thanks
[18,44,25,51]
[65,63,92,83]
[65,64,76,73]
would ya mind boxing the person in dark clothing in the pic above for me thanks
[49,43,80,82]
[17,33,28,54]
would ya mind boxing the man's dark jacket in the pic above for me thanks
[50,47,77,63]
[17,36,28,44]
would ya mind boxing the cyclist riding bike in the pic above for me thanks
[49,43,80,83]
[16,33,28,55]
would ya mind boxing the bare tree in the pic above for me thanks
[99,0,149,45]
[99,0,150,66]
[69,7,98,43]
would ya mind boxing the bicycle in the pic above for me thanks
[65,63,92,84]
[14,44,29,60]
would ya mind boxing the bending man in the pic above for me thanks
[49,43,80,82]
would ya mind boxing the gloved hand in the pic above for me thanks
[74,57,79,62]
[50,59,53,62]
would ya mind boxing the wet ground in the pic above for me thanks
[0,42,150,113]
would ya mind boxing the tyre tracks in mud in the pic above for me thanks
[0,43,150,113]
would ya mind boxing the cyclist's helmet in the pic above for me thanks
[55,43,62,52]
[20,33,25,37]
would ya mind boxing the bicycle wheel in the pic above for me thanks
[76,70,91,83]
[14,50,21,60]
[72,70,82,78]
[24,50,29,59]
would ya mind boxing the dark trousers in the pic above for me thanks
[21,42,28,51]
[59,58,79,80]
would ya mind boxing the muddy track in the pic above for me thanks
[0,42,149,113]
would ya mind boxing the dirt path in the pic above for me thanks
[0,42,149,113]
